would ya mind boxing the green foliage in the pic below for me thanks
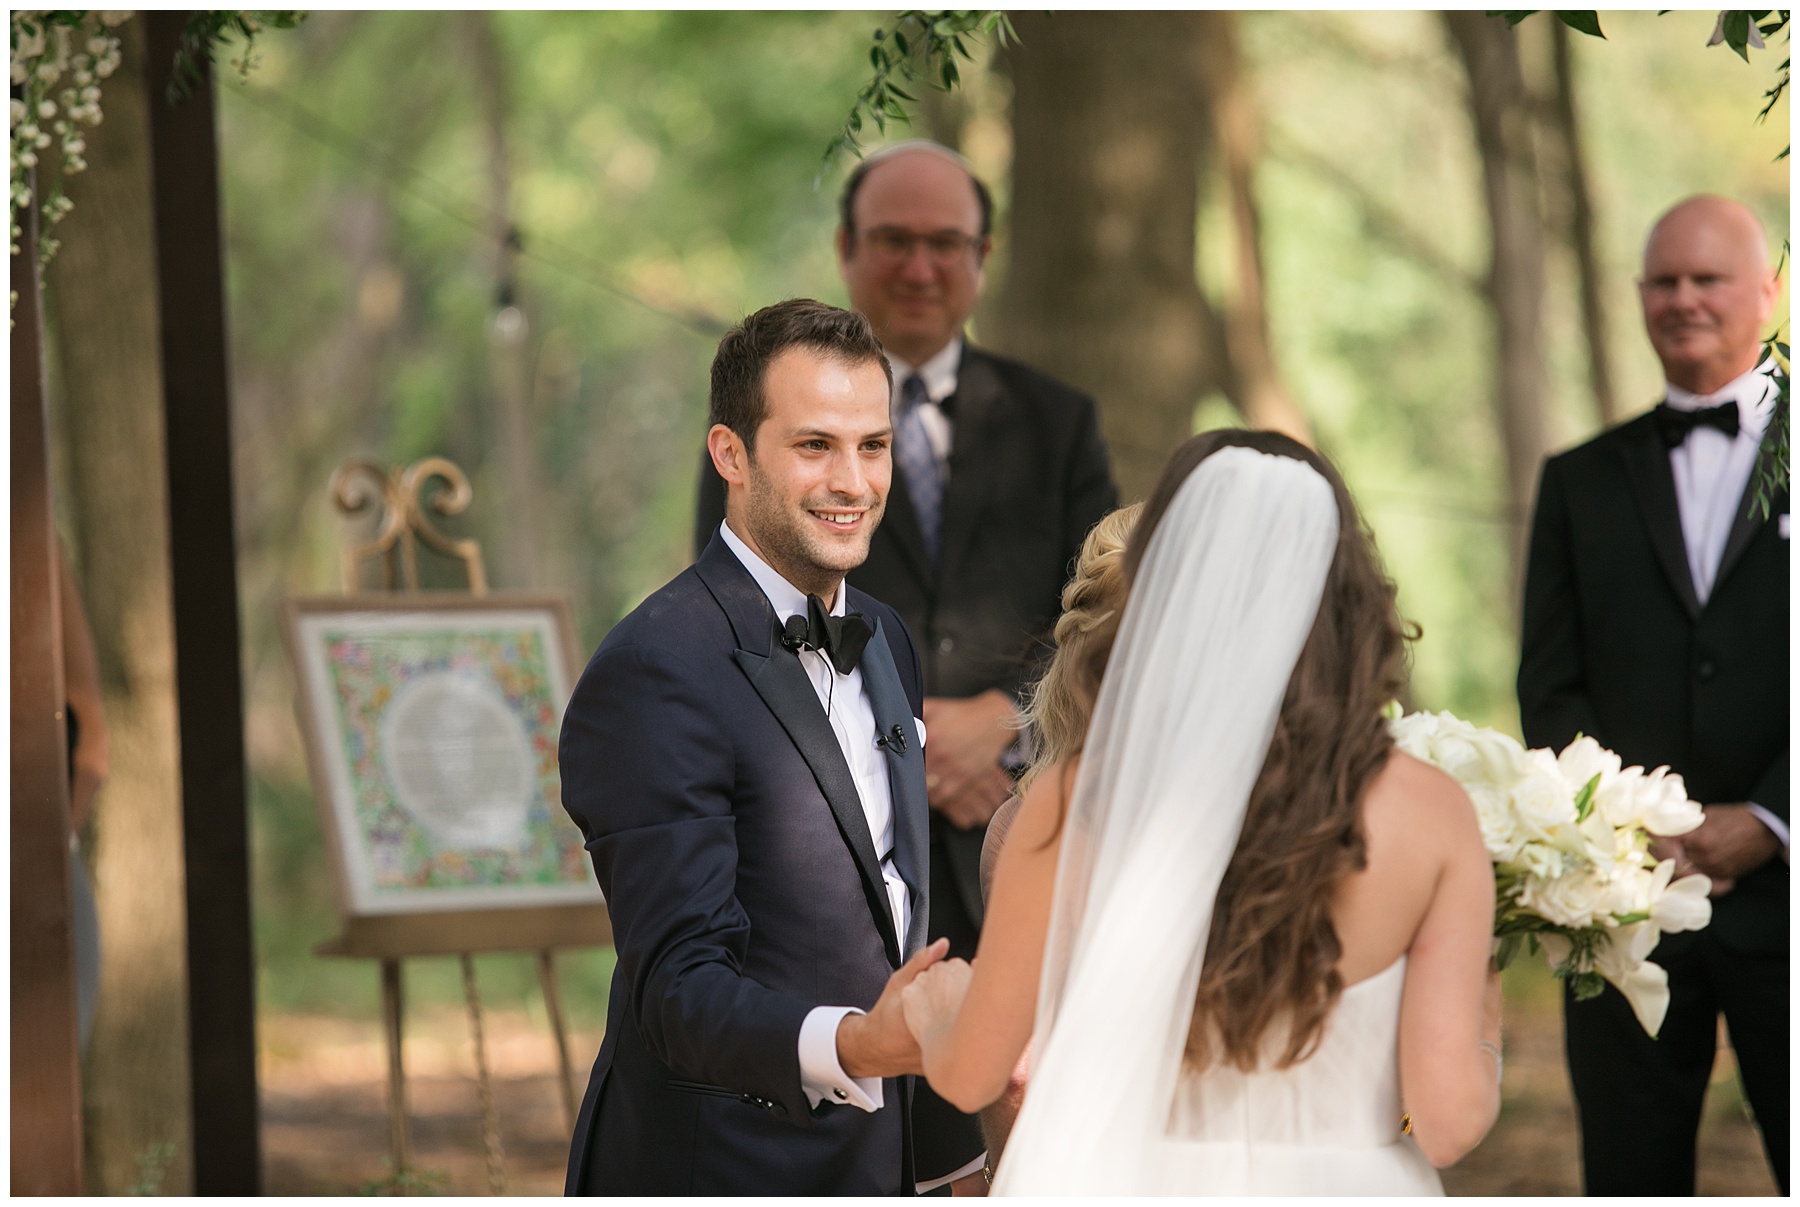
[128,1142,178,1196]
[219,12,881,1014]
[1573,773,1601,822]
[166,11,306,101]
[821,10,1015,176]
[1494,11,1607,38]
[1750,339,1789,520]
[357,1161,451,1196]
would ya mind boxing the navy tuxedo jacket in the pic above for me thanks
[559,534,944,1195]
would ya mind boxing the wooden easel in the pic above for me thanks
[309,456,608,1193]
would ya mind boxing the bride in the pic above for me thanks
[900,431,1502,1195]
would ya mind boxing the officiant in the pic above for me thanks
[695,141,1118,1188]
[1518,195,1787,1195]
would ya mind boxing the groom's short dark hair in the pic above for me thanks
[709,299,892,449]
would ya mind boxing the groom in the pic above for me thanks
[559,299,984,1194]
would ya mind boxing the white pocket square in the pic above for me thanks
[1781,514,1790,539]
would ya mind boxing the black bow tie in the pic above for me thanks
[780,593,872,676]
[1653,400,1740,447]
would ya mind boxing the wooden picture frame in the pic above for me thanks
[282,592,609,957]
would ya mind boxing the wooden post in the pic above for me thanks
[144,13,262,1193]
[461,955,508,1195]
[11,180,85,1196]
[537,950,578,1130]
[379,959,411,1174]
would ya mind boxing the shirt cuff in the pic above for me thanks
[917,1151,988,1194]
[797,1005,883,1112]
[1747,803,1789,855]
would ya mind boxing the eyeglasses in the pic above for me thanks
[856,227,986,266]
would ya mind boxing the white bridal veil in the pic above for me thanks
[992,446,1341,1196]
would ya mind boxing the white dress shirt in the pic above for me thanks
[717,522,912,1114]
[1661,362,1787,849]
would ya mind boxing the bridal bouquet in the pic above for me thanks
[1384,706,1713,1037]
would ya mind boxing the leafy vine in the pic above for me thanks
[820,10,1015,179]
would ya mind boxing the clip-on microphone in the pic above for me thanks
[874,724,908,755]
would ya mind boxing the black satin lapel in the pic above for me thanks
[733,646,902,968]
[1619,419,1702,620]
[857,620,930,957]
[878,464,934,590]
[694,532,779,655]
[936,351,1005,579]
[1713,417,1788,599]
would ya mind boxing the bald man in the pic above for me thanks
[697,141,1117,1191]
[1519,196,1787,1194]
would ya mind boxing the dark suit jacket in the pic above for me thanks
[559,534,963,1194]
[1518,408,1788,953]
[695,342,1119,926]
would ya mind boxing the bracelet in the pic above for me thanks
[1478,1039,1503,1084]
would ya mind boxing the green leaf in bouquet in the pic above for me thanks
[1573,772,1601,822]
[1494,934,1523,970]
[1571,970,1607,1001]
[1612,910,1650,926]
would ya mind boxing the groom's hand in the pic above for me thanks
[837,938,950,1078]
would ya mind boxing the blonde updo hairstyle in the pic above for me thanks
[1017,502,1143,797]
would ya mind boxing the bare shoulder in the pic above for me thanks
[1007,756,1080,857]
[1361,750,1483,857]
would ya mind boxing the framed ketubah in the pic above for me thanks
[283,593,608,955]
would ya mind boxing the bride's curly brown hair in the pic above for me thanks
[1024,431,1410,1072]
[1118,430,1412,1073]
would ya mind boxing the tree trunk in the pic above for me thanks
[43,19,194,1195]
[1549,18,1620,427]
[1203,14,1312,445]
[1444,11,1551,605]
[989,12,1224,501]
[462,11,539,589]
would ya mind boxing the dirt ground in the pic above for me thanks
[259,964,1779,1196]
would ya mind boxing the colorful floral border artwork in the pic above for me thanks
[289,601,601,916]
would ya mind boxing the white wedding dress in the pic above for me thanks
[991,448,1443,1196]
[1153,956,1442,1195]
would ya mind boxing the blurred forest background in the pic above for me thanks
[43,9,1786,1193]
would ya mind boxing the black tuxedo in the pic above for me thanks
[558,535,970,1194]
[1518,407,1788,1194]
[697,343,1117,932]
[696,342,1116,1178]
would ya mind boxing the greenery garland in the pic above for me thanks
[819,10,1014,179]
[8,9,303,310]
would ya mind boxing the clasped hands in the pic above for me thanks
[834,937,975,1081]
[1650,802,1783,898]
[924,690,1020,829]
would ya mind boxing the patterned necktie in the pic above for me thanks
[893,373,944,563]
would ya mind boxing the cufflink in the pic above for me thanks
[833,1087,848,1101]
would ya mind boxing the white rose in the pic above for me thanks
[1469,782,1527,863]
[1466,725,1528,784]
[1430,733,1485,784]
[1513,841,1564,881]
[1518,867,1609,928]
[1387,712,1438,762]
[1634,767,1704,837]
[1512,751,1578,839]
[1604,860,1657,919]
